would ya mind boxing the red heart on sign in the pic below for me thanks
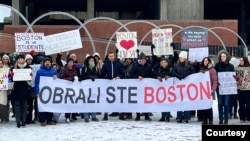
[120,40,135,50]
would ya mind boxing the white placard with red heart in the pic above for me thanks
[116,32,137,59]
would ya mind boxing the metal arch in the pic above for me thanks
[83,17,131,56]
[25,11,96,53]
[210,27,248,56]
[173,26,226,50]
[104,20,159,56]
[139,24,183,47]
[0,4,33,32]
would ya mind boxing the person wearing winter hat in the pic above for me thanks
[173,51,195,123]
[11,54,32,128]
[93,52,103,75]
[25,54,33,64]
[35,56,58,126]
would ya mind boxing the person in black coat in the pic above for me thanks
[10,55,32,128]
[131,52,153,121]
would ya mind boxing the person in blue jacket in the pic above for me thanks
[34,57,58,126]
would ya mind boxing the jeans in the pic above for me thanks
[83,113,96,119]
[161,112,170,117]
[217,93,231,121]
[176,111,191,120]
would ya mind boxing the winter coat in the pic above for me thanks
[172,61,195,79]
[11,64,31,101]
[200,63,218,91]
[101,60,123,79]
[34,65,58,95]
[131,61,153,78]
[80,66,100,80]
[60,66,78,81]
[215,50,235,72]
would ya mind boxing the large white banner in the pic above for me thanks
[152,28,173,55]
[116,32,137,58]
[15,33,44,52]
[44,29,82,55]
[38,72,212,113]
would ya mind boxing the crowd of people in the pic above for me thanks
[0,45,249,128]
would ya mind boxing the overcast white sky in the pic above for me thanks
[0,5,11,23]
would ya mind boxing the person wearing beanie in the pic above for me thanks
[131,51,153,121]
[35,56,58,126]
[2,54,11,68]
[154,58,172,122]
[79,55,99,122]
[173,50,195,123]
[59,57,79,123]
[11,54,32,128]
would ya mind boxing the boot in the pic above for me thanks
[233,113,238,119]
[119,113,126,120]
[102,113,108,121]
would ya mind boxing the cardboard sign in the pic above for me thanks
[152,28,173,55]
[0,68,9,90]
[44,29,82,55]
[116,32,137,58]
[188,47,208,62]
[138,45,152,56]
[218,72,237,95]
[15,33,44,52]
[13,69,32,81]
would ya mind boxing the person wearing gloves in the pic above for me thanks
[172,51,195,123]
[10,55,32,128]
[214,50,235,125]
[59,58,79,123]
[79,55,100,122]
[35,57,58,126]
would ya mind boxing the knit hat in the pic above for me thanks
[179,51,188,59]
[16,54,25,60]
[139,52,146,59]
[2,54,9,60]
[25,54,33,61]
[43,57,52,63]
[35,55,45,64]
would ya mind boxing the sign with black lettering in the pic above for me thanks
[15,33,44,52]
[38,72,212,113]
[218,72,237,95]
[181,27,208,49]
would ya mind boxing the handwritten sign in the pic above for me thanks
[0,68,9,90]
[188,47,208,62]
[116,32,137,58]
[13,69,32,81]
[152,28,173,55]
[181,28,208,49]
[218,72,237,95]
[15,33,44,52]
[239,67,250,90]
[138,45,151,56]
[44,29,82,55]
[30,64,41,87]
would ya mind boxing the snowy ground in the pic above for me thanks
[0,101,249,141]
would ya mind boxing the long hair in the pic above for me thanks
[200,57,212,68]
[238,56,250,67]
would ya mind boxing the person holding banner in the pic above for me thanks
[10,55,32,128]
[79,55,100,122]
[154,58,172,122]
[101,52,123,121]
[215,50,235,125]
[237,56,250,123]
[59,58,80,123]
[35,57,58,126]
[173,51,195,123]
[0,59,9,124]
[199,57,218,125]
[131,52,153,121]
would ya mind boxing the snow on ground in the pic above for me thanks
[0,101,249,141]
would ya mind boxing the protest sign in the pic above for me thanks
[0,68,9,90]
[152,28,173,55]
[13,69,32,81]
[15,33,44,52]
[218,72,237,95]
[44,29,82,55]
[188,47,208,62]
[116,32,137,58]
